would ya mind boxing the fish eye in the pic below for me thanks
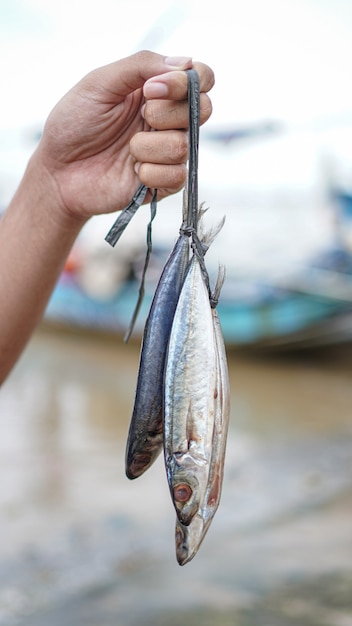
[173,483,192,503]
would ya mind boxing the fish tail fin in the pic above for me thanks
[181,183,208,226]
[198,214,226,249]
[197,202,209,225]
[211,264,226,307]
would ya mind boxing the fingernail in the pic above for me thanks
[165,56,192,68]
[144,81,168,98]
[140,104,146,119]
[134,162,140,174]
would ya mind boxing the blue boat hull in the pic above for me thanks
[44,269,352,350]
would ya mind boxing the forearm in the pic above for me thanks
[0,154,86,383]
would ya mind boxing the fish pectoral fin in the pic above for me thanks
[174,445,208,467]
[187,442,208,466]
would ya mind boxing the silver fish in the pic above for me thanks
[163,218,224,526]
[175,267,230,564]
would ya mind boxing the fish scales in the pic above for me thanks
[125,234,190,479]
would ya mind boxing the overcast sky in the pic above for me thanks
[2,0,352,210]
[1,0,352,129]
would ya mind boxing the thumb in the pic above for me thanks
[85,50,192,100]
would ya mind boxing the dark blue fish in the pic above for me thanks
[125,195,191,479]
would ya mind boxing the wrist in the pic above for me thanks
[23,149,88,235]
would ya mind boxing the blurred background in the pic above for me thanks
[1,0,352,624]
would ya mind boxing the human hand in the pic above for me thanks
[35,50,214,223]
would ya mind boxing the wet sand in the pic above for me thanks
[0,326,351,625]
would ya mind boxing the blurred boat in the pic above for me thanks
[44,241,352,351]
[219,263,352,351]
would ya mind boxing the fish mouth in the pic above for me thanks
[125,430,163,479]
[175,516,206,566]
[175,523,190,566]
[176,503,199,526]
[126,452,153,479]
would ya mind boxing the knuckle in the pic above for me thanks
[167,164,187,189]
[130,132,153,159]
[143,100,167,128]
[194,62,215,92]
[134,49,154,64]
[172,164,187,187]
[171,132,188,162]
[138,163,186,189]
[199,94,213,124]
